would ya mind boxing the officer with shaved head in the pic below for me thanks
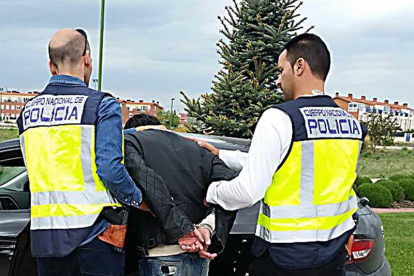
[17,29,143,276]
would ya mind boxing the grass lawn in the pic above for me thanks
[0,128,18,142]
[378,213,414,276]
[359,149,414,178]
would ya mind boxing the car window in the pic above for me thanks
[0,165,26,187]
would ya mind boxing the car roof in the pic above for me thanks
[0,138,20,151]
[0,138,23,166]
[178,133,250,152]
[0,133,250,164]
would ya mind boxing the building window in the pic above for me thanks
[11,105,15,110]
[16,106,20,110]
[5,105,9,110]
[348,103,358,112]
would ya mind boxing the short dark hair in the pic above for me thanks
[48,30,90,68]
[282,33,331,81]
[125,114,161,129]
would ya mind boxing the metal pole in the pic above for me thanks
[98,0,106,91]
[0,89,2,122]
[170,98,175,129]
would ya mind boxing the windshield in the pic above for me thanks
[0,165,26,187]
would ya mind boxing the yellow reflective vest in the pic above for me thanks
[257,96,367,243]
[17,89,120,231]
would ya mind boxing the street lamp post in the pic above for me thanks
[0,88,3,122]
[98,0,106,91]
[170,98,175,129]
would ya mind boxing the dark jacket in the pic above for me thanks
[124,130,237,257]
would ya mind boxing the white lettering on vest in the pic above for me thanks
[300,107,362,139]
[22,95,88,130]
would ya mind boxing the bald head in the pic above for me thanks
[48,29,90,69]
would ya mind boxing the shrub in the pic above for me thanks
[396,178,414,201]
[356,184,393,208]
[374,179,388,185]
[354,176,373,187]
[389,175,405,181]
[377,180,405,202]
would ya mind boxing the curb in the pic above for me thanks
[372,208,414,213]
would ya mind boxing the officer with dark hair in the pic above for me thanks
[198,33,368,276]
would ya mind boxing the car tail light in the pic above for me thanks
[346,239,374,264]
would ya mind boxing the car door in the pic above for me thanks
[0,143,31,276]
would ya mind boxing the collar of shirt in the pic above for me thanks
[49,75,87,87]
[298,89,326,98]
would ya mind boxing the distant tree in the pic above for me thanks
[184,117,204,133]
[181,0,313,138]
[363,112,402,153]
[156,110,179,129]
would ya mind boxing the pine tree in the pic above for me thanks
[181,0,313,138]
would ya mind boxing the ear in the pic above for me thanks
[84,50,92,68]
[295,58,306,76]
[49,60,57,75]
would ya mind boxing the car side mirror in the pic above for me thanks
[358,197,369,208]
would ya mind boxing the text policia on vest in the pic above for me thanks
[21,95,88,130]
[300,107,362,139]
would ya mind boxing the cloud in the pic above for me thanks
[0,0,412,111]
[300,0,414,105]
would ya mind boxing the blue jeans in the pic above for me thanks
[138,253,209,276]
[37,238,125,276]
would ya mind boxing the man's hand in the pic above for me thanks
[199,249,217,260]
[185,137,219,156]
[197,227,216,259]
[197,227,211,246]
[178,228,205,252]
[179,227,217,259]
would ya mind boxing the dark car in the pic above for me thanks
[0,135,391,276]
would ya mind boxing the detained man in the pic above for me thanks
[123,114,237,276]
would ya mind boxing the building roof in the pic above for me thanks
[0,91,39,97]
[334,93,413,111]
[118,99,163,109]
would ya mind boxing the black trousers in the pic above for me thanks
[37,238,124,276]
[249,249,347,276]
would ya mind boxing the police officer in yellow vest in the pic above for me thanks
[201,34,367,276]
[17,29,143,276]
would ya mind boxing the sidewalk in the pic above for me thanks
[372,208,414,213]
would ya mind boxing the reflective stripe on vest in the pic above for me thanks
[18,93,120,230]
[257,107,363,243]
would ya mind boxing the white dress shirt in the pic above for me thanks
[206,92,324,211]
[206,108,292,210]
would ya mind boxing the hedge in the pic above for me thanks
[354,176,373,187]
[395,178,414,201]
[356,184,393,208]
[377,180,405,202]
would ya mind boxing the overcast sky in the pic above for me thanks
[1,0,412,111]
